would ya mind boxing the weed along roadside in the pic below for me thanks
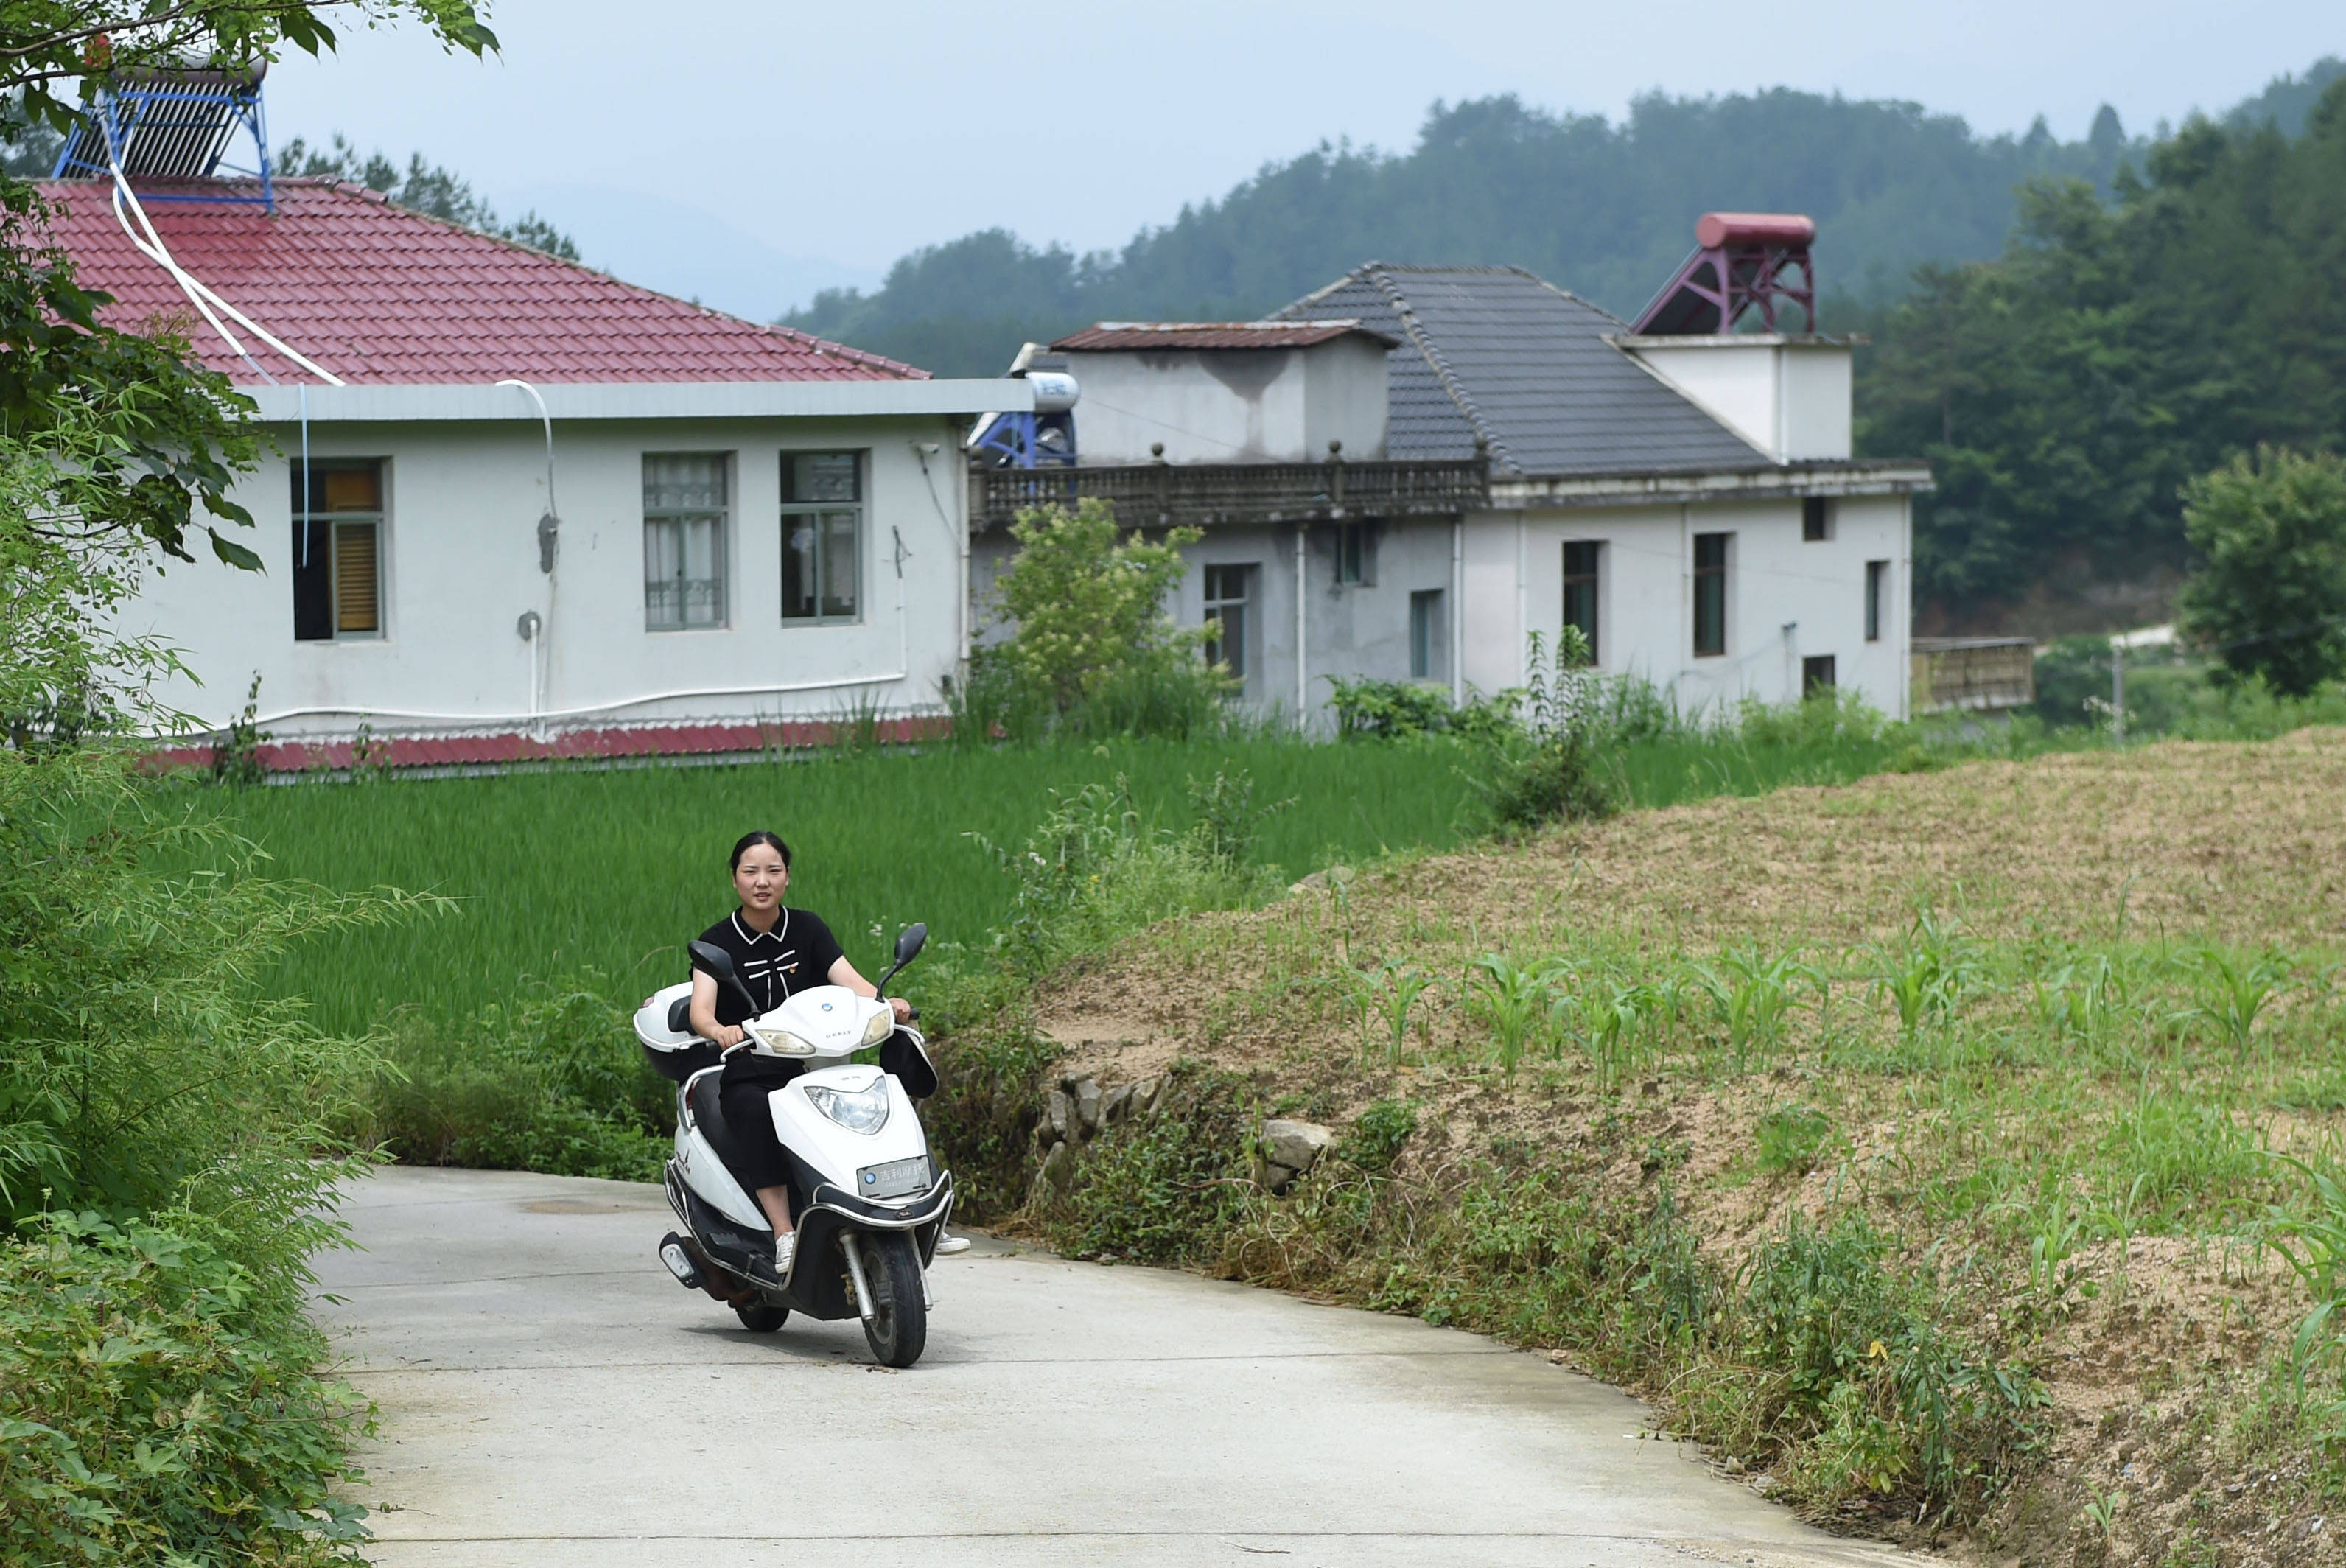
[918,727,2346,1567]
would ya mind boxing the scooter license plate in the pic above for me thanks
[858,1155,933,1200]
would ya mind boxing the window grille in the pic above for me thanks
[1202,564,1254,682]
[644,454,729,631]
[782,452,863,623]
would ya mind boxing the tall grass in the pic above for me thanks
[200,685,2188,1040]
[204,735,1479,1035]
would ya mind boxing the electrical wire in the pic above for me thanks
[100,119,344,386]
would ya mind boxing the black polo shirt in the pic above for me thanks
[693,909,848,1088]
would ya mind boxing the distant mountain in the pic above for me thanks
[497,183,877,323]
[788,63,2340,377]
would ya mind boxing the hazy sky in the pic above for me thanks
[263,0,2343,316]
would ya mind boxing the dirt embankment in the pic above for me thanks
[1020,730,2346,1565]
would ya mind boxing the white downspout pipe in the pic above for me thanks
[1293,526,1308,730]
[1450,517,1465,706]
[1516,514,1528,685]
[497,379,559,726]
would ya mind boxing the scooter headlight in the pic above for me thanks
[805,1082,889,1135]
[860,1009,896,1047]
[750,1025,817,1057]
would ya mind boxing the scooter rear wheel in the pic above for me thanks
[735,1301,788,1333]
[861,1231,927,1368]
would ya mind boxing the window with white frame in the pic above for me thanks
[643,454,729,631]
[781,451,863,623]
[291,459,385,641]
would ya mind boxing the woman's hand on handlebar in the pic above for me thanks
[889,996,912,1025]
[710,1022,746,1049]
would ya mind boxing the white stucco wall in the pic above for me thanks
[1620,337,1853,463]
[1062,339,1388,465]
[1459,494,1911,719]
[125,413,974,737]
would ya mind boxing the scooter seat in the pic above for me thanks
[668,995,693,1033]
[687,1071,745,1177]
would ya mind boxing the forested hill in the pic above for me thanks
[785,61,2342,377]
[1860,72,2346,628]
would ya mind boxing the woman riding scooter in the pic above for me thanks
[687,830,966,1286]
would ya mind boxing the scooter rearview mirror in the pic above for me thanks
[894,923,928,966]
[688,940,763,1018]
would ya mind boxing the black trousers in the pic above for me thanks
[718,1069,801,1200]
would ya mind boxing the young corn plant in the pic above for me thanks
[1871,909,1976,1039]
[1994,1189,2093,1306]
[2179,947,2286,1050]
[1329,962,1385,1062]
[1471,953,1552,1086]
[1580,982,1653,1090]
[2028,953,2121,1041]
[2265,1153,2346,1399]
[1369,960,1440,1067]
[1699,946,1815,1069]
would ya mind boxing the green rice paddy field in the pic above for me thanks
[209,723,1975,1037]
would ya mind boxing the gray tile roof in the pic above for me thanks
[1275,265,1769,477]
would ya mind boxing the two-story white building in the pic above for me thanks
[973,225,1932,724]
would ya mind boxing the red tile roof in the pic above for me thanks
[1051,320,1396,351]
[33,178,924,385]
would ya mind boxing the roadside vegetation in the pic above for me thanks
[0,5,503,1564]
[937,723,2346,1564]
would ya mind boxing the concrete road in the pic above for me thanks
[316,1166,1925,1568]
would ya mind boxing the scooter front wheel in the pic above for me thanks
[861,1231,927,1368]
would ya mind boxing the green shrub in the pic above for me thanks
[1041,1065,1252,1265]
[922,1025,1058,1222]
[0,1211,371,1567]
[1326,676,1459,739]
[972,499,1236,739]
[1740,1214,2045,1508]
[352,976,669,1182]
[970,769,1282,974]
[1466,627,1622,831]
[1340,1099,1420,1177]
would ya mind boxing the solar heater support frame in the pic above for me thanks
[52,69,276,211]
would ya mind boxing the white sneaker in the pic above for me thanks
[934,1231,971,1256]
[772,1231,797,1276]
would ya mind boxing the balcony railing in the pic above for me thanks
[1910,636,2037,713]
[973,459,1488,530]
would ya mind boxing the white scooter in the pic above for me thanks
[633,924,951,1368]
